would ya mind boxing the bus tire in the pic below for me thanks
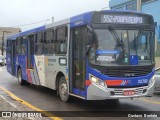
[17,69,25,85]
[58,77,70,102]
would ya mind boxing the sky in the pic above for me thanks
[0,0,109,31]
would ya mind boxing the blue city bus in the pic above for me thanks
[6,10,155,102]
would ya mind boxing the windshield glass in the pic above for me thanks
[88,28,154,66]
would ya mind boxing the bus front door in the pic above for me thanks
[71,27,87,97]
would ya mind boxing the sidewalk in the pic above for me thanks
[0,66,52,120]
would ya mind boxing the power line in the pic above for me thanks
[11,18,51,28]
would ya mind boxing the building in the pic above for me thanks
[109,0,160,67]
[109,0,160,39]
[0,27,21,56]
[109,0,160,30]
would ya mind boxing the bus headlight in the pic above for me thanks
[89,74,106,87]
[148,76,155,87]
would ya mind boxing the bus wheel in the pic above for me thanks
[59,77,69,102]
[18,69,25,85]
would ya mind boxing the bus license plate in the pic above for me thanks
[123,90,135,96]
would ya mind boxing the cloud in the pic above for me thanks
[0,0,109,31]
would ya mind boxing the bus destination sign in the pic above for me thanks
[101,15,143,24]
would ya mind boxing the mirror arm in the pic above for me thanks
[87,25,93,32]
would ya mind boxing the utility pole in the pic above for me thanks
[1,31,11,56]
[137,0,142,12]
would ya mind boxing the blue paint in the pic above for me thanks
[96,50,119,55]
[65,67,68,74]
[130,55,138,65]
[6,54,12,75]
[86,62,154,87]
[70,11,94,28]
[73,88,86,98]
[73,88,79,95]
[80,90,86,98]
[7,26,45,39]
[16,55,28,81]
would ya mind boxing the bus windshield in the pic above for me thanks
[88,28,154,66]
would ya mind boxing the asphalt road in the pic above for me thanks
[0,66,160,120]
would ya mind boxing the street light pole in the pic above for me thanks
[1,31,11,56]
[137,0,142,12]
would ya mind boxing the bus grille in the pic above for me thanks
[103,66,153,77]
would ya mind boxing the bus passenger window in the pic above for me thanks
[55,26,68,54]
[44,29,54,55]
[16,38,26,55]
[35,32,43,55]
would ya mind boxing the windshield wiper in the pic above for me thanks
[108,25,124,47]
[134,27,144,54]
[108,25,126,63]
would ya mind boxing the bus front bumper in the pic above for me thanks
[86,82,155,100]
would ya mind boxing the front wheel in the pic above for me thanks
[59,77,70,102]
[17,69,25,85]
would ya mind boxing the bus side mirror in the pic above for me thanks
[86,44,91,55]
[87,25,93,44]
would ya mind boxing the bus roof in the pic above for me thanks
[7,10,153,40]
[7,26,45,40]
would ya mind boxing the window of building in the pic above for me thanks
[142,0,153,4]
[44,29,54,54]
[55,26,68,55]
[126,2,137,11]
[116,6,124,10]
[35,32,43,55]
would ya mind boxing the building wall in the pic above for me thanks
[109,0,134,9]
[0,27,21,56]
[141,0,160,68]
[0,27,20,41]
[109,0,137,10]
[142,0,160,34]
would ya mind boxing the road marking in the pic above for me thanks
[0,86,62,120]
[138,98,160,105]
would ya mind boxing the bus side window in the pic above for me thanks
[16,38,20,54]
[55,26,68,55]
[6,40,11,55]
[35,32,43,55]
[44,29,54,55]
